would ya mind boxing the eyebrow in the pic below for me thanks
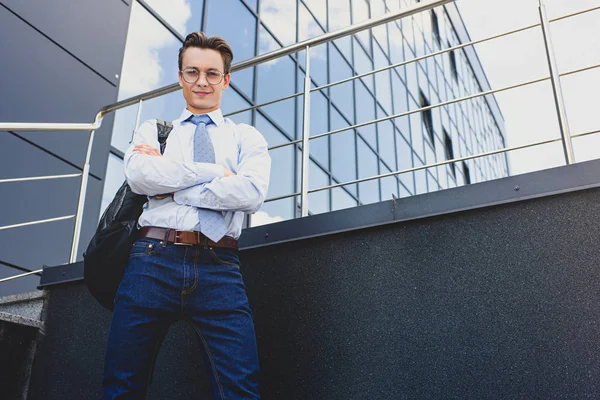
[183,66,222,72]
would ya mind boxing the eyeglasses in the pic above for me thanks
[180,68,225,85]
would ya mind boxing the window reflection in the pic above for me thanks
[222,87,253,125]
[257,25,296,135]
[307,160,330,215]
[251,198,293,227]
[100,154,125,217]
[144,0,204,36]
[357,137,380,205]
[206,0,257,98]
[104,0,510,227]
[330,110,357,195]
[260,0,296,46]
[117,2,180,100]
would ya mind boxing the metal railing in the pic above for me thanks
[1,0,599,283]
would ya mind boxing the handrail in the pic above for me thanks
[0,173,82,184]
[1,0,599,283]
[93,0,455,120]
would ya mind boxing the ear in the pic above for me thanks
[222,73,231,90]
[178,71,184,88]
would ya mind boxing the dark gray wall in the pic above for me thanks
[0,0,131,295]
[27,184,600,399]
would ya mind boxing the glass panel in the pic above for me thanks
[100,154,125,217]
[308,160,330,215]
[136,91,186,135]
[144,0,204,36]
[304,0,327,27]
[251,198,294,227]
[392,72,408,115]
[257,26,296,136]
[329,45,355,123]
[111,103,140,154]
[244,0,257,12]
[357,137,379,205]
[117,2,180,101]
[353,39,374,92]
[221,87,252,126]
[379,162,398,201]
[328,0,352,59]
[351,0,371,50]
[260,0,297,46]
[331,109,357,195]
[255,114,295,199]
[396,131,414,194]
[374,45,392,114]
[377,118,396,170]
[332,186,358,211]
[355,81,376,148]
[206,0,257,97]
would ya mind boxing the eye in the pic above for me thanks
[184,69,199,76]
[207,71,221,77]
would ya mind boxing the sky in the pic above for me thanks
[455,0,600,175]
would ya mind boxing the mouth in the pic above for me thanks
[192,91,211,97]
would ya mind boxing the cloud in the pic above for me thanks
[118,1,192,98]
[250,211,285,227]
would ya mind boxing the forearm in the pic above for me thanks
[174,176,265,213]
[125,153,224,196]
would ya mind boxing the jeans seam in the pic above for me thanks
[188,321,226,400]
[182,248,199,294]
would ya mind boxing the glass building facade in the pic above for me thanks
[104,0,509,227]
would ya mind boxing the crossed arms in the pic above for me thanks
[124,120,271,213]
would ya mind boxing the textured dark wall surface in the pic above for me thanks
[28,187,600,399]
[0,0,130,295]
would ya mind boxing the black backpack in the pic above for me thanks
[83,120,173,311]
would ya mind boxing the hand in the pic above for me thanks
[224,168,235,177]
[134,144,161,156]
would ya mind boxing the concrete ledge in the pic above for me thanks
[0,290,45,330]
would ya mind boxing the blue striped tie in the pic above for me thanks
[189,114,228,242]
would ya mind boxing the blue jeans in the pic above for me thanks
[101,237,260,399]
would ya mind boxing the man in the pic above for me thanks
[101,32,270,399]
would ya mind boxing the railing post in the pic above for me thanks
[300,46,312,217]
[539,0,574,164]
[69,129,96,263]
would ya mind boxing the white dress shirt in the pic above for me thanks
[123,108,271,240]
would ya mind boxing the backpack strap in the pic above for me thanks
[156,120,173,154]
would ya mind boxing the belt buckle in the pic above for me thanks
[173,231,193,246]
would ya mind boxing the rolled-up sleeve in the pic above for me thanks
[124,120,224,196]
[173,125,271,213]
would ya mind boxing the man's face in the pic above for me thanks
[178,47,230,114]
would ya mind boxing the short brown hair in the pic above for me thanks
[178,32,234,74]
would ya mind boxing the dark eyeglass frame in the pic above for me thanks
[180,68,226,85]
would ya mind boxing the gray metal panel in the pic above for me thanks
[1,0,130,86]
[0,6,121,178]
[28,186,600,399]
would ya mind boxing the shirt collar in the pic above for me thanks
[179,108,224,126]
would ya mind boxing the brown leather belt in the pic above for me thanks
[138,227,238,250]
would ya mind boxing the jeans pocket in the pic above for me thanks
[129,238,160,258]
[209,248,240,267]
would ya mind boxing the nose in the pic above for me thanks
[196,72,209,87]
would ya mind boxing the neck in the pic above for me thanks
[187,104,219,115]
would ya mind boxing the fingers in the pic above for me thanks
[134,144,161,156]
[223,168,235,177]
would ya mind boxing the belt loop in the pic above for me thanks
[202,234,208,249]
[162,228,169,247]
